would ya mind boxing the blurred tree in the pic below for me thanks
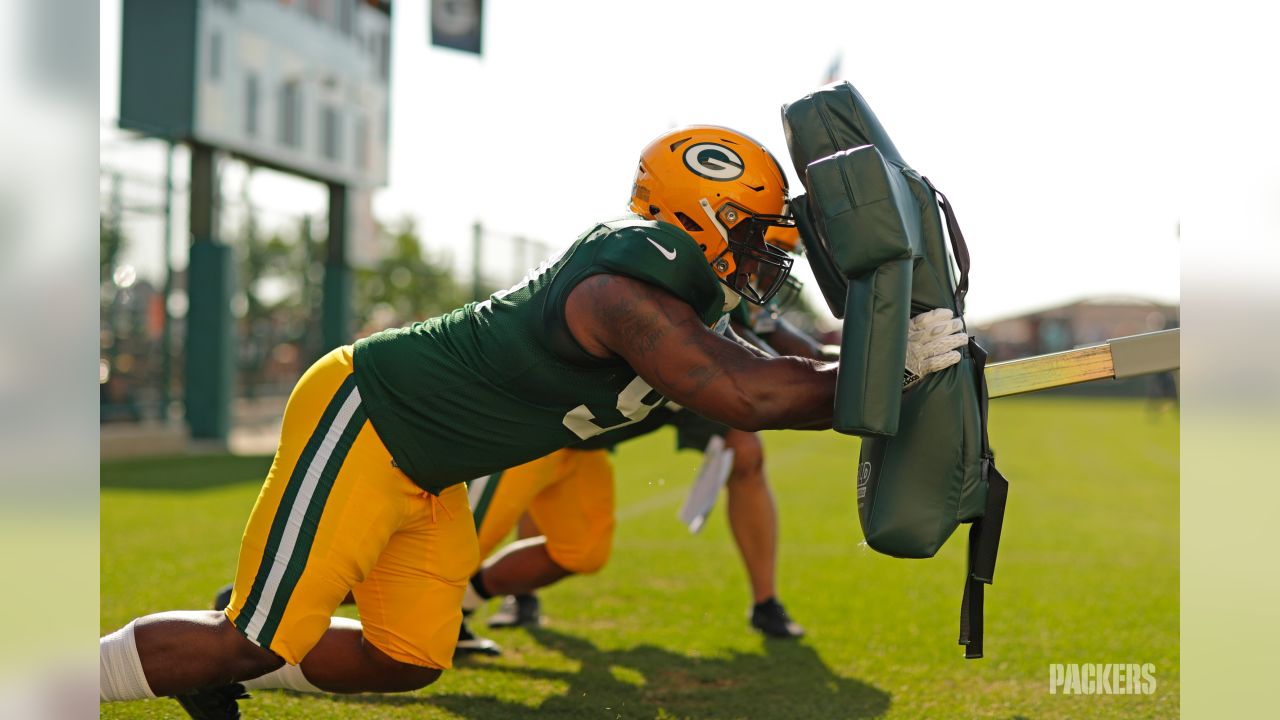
[353,217,466,332]
[100,213,125,283]
[227,193,467,393]
[235,184,314,396]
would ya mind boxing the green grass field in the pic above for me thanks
[101,397,1178,719]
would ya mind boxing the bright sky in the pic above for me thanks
[101,0,1187,326]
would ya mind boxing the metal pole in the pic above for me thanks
[184,143,235,442]
[322,183,352,352]
[159,140,175,422]
[110,172,124,233]
[107,172,124,381]
[299,214,315,358]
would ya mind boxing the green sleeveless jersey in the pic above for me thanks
[352,216,725,494]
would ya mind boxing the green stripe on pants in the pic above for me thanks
[235,374,358,643]
[471,470,504,530]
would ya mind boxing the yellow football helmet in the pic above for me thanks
[629,125,796,305]
[764,208,801,253]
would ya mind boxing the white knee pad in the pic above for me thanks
[100,620,155,702]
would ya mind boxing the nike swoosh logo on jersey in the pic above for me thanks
[647,237,677,260]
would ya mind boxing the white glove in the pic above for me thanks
[903,308,968,389]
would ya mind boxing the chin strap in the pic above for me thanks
[698,197,731,243]
[700,198,747,311]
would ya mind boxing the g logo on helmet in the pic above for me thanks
[682,142,745,181]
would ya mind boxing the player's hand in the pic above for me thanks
[903,308,968,389]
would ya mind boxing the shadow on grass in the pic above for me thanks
[331,626,891,719]
[101,454,273,491]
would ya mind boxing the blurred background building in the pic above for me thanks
[973,297,1180,398]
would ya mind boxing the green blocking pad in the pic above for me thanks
[791,193,847,319]
[857,357,986,557]
[782,81,1006,658]
[778,79,977,548]
[782,81,907,175]
[782,85,924,438]
[806,145,919,277]
[835,259,910,437]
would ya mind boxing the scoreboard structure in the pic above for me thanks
[121,0,391,187]
[119,0,394,441]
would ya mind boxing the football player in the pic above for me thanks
[458,304,833,655]
[213,365,814,653]
[99,125,966,719]
[229,299,829,654]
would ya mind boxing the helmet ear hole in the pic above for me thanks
[672,212,703,233]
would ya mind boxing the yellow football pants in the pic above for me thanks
[469,448,615,574]
[224,346,479,668]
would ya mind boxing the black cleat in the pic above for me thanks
[750,597,806,639]
[212,582,234,612]
[174,682,249,720]
[487,594,541,628]
[455,618,502,657]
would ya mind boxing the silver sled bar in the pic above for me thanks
[985,328,1179,399]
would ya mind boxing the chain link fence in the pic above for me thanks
[100,126,555,434]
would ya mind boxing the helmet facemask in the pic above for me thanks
[700,198,796,305]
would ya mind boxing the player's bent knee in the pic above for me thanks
[551,538,612,575]
[724,431,765,481]
[566,553,608,575]
[216,613,285,680]
[362,639,443,691]
[377,662,442,692]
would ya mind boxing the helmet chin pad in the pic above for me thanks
[721,284,742,313]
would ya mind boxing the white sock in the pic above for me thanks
[243,616,362,694]
[242,662,322,693]
[100,620,156,702]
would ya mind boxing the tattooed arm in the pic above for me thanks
[564,274,837,431]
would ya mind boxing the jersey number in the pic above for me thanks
[562,376,665,440]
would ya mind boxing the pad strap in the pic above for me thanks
[959,523,985,658]
[959,339,1009,659]
[921,176,971,315]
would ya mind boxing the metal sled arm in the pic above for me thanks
[985,328,1179,399]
